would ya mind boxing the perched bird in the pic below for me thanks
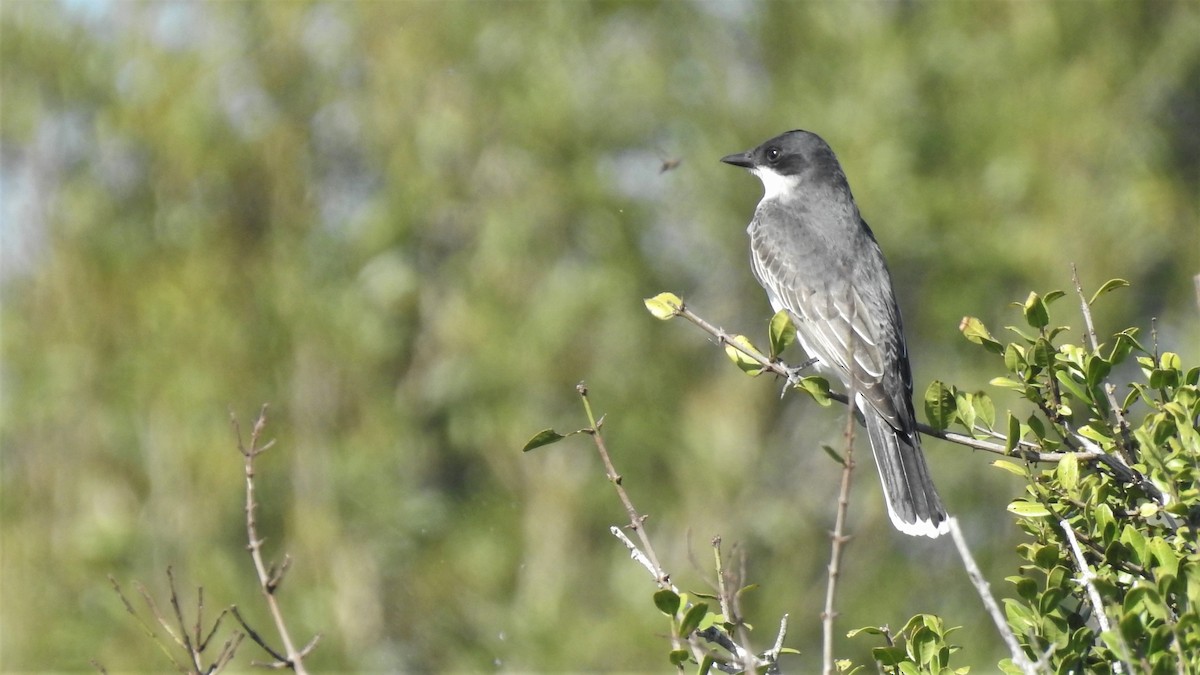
[721,130,948,538]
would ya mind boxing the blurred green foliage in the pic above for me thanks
[1,1,1197,671]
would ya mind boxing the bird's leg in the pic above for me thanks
[780,356,819,399]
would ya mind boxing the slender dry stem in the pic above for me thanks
[587,387,787,671]
[821,297,858,675]
[712,538,755,672]
[577,384,668,587]
[1060,519,1130,674]
[948,518,1040,675]
[106,571,243,674]
[1071,264,1136,465]
[232,406,319,673]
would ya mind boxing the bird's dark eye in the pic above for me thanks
[765,147,781,163]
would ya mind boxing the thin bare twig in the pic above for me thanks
[765,613,790,663]
[609,512,740,667]
[712,537,755,672]
[822,297,859,675]
[948,518,1040,675]
[1071,265,1137,466]
[165,567,202,672]
[579,385,698,664]
[109,575,187,672]
[591,391,785,672]
[609,526,669,589]
[108,571,242,674]
[1060,519,1130,674]
[231,406,318,674]
[576,384,668,587]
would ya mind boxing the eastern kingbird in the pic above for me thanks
[721,130,949,538]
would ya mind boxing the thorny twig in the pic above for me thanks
[231,406,320,673]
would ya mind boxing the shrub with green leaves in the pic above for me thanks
[920,280,1199,674]
[641,280,1198,673]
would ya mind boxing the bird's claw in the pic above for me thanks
[780,357,819,399]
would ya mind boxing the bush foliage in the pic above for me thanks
[621,281,1200,673]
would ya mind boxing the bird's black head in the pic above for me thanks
[721,129,839,176]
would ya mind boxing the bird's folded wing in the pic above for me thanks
[753,254,908,431]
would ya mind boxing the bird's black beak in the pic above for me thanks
[720,150,754,168]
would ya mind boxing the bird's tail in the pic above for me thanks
[863,410,949,538]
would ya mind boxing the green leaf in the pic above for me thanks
[1030,338,1053,370]
[912,626,939,666]
[1023,291,1049,329]
[989,376,1025,391]
[1094,503,1116,544]
[972,392,996,430]
[697,654,715,675]
[823,445,846,466]
[871,646,907,666]
[1034,544,1061,568]
[522,428,573,452]
[1003,342,1025,373]
[1085,355,1112,389]
[1121,385,1143,411]
[796,376,833,406]
[1098,630,1127,662]
[1077,423,1112,446]
[998,658,1024,675]
[653,589,681,616]
[769,309,796,358]
[734,583,759,599]
[1004,413,1021,454]
[847,625,888,638]
[643,292,683,319]
[898,614,928,636]
[1010,575,1038,601]
[1003,598,1036,634]
[992,460,1027,477]
[724,335,764,376]
[955,391,976,434]
[1108,328,1142,365]
[1149,537,1179,577]
[1120,524,1147,565]
[960,316,1003,353]
[1005,324,1040,344]
[1043,289,1066,305]
[679,602,708,637]
[1089,278,1129,305]
[1055,370,1089,404]
[1027,414,1046,441]
[924,380,957,431]
[1056,453,1079,492]
[1007,500,1052,518]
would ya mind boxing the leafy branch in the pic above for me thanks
[524,385,796,673]
[645,272,1199,674]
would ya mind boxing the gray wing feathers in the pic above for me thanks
[749,215,902,427]
[749,207,948,537]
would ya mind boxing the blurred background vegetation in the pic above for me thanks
[2,1,1198,671]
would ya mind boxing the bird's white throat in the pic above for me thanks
[751,166,802,202]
